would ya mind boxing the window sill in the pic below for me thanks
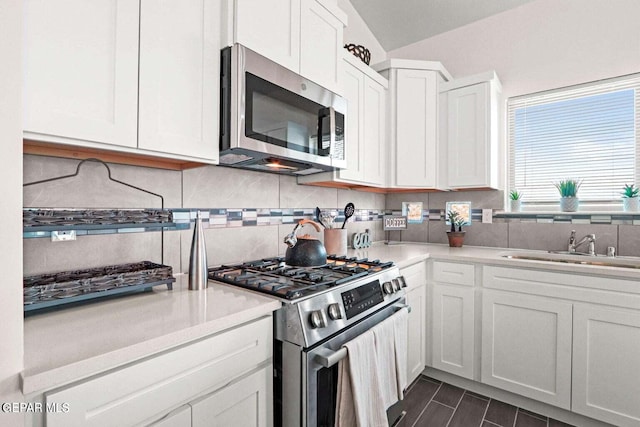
[494,210,640,225]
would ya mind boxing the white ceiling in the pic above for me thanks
[349,0,536,51]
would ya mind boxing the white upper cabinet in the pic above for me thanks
[299,0,344,94]
[23,0,139,148]
[297,54,387,187]
[138,0,220,162]
[443,71,501,189]
[24,0,221,164]
[374,59,452,189]
[233,0,301,73]
[231,0,346,95]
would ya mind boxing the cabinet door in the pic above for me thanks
[406,284,426,385]
[395,69,438,187]
[138,0,220,161]
[191,365,272,427]
[235,0,300,73]
[23,0,139,147]
[402,262,427,385]
[431,284,474,379]
[362,78,386,186]
[572,304,640,427]
[481,290,572,409]
[299,0,343,94]
[447,83,489,188]
[339,60,365,182]
[149,405,191,427]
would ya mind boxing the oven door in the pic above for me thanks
[303,299,408,427]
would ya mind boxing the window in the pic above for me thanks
[508,74,640,208]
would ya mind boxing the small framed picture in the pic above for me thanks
[402,202,424,224]
[445,201,472,226]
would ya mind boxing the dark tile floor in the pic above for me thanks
[399,376,575,427]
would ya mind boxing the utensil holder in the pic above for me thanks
[324,229,347,256]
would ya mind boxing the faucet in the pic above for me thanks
[568,230,596,255]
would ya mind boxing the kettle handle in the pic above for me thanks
[298,219,322,233]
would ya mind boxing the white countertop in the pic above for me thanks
[349,242,640,280]
[23,243,640,395]
[22,275,281,394]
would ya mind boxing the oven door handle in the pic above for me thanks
[314,303,411,368]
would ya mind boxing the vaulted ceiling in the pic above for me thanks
[349,0,536,51]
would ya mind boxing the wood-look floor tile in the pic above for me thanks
[447,394,489,427]
[549,418,576,427]
[484,399,517,426]
[432,383,464,408]
[465,390,490,401]
[413,401,454,427]
[518,408,548,421]
[402,379,441,427]
[515,411,548,427]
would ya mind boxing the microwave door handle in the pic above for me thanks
[316,107,335,157]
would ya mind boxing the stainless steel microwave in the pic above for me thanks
[220,44,347,175]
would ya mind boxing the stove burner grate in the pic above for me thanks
[208,256,394,300]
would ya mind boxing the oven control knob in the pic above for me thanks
[392,278,402,291]
[309,310,327,329]
[327,303,342,320]
[398,276,407,288]
[383,281,394,295]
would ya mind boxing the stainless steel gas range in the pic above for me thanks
[209,256,408,427]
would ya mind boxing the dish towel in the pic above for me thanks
[372,313,400,409]
[335,330,388,427]
[393,307,409,399]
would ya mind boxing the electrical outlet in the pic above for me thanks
[482,209,493,224]
[51,230,77,242]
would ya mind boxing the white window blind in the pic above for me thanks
[508,74,640,205]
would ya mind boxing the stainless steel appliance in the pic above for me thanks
[208,256,408,426]
[220,44,347,175]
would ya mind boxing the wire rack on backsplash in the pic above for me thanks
[22,158,175,314]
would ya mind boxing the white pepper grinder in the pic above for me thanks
[188,210,208,290]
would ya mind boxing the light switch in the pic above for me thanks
[482,209,493,224]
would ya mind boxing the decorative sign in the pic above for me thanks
[352,229,372,249]
[402,202,424,224]
[445,201,472,226]
[383,215,408,231]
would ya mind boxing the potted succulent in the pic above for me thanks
[554,179,582,212]
[622,184,640,212]
[509,190,523,212]
[446,210,466,247]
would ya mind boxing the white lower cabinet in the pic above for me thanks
[481,290,572,410]
[44,316,272,427]
[401,262,427,385]
[431,284,474,380]
[191,365,272,427]
[149,405,191,427]
[572,304,640,427]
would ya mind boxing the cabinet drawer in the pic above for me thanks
[400,261,427,290]
[432,261,475,286]
[45,316,272,427]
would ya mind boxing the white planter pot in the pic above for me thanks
[510,199,522,212]
[623,197,640,212]
[560,197,579,212]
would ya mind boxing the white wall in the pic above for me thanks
[338,0,386,65]
[0,0,25,425]
[388,0,640,99]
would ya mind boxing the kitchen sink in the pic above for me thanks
[500,251,640,269]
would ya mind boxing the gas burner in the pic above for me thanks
[208,255,395,301]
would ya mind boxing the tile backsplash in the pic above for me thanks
[23,155,640,277]
[23,155,384,275]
